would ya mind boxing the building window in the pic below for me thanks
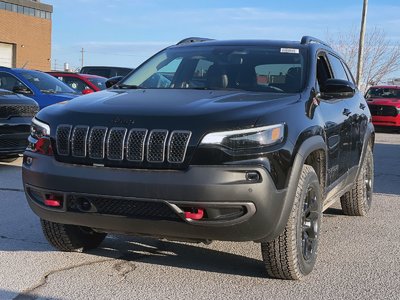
[0,1,51,19]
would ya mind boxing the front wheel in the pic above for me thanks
[41,219,107,252]
[261,165,322,280]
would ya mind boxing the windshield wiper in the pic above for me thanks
[114,84,142,89]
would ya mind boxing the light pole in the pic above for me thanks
[356,0,368,88]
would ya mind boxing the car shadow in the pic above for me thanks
[373,143,400,196]
[88,235,266,278]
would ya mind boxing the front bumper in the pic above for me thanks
[371,114,400,127]
[22,152,289,242]
[0,127,30,157]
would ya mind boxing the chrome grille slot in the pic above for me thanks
[71,126,89,157]
[126,129,147,162]
[168,131,192,163]
[107,128,127,160]
[56,125,72,156]
[88,127,107,159]
[147,130,168,163]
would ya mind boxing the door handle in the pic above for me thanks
[342,108,351,116]
[359,103,366,110]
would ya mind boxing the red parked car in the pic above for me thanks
[366,85,400,129]
[47,72,107,94]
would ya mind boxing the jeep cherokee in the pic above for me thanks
[22,36,374,280]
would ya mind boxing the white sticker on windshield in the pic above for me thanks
[280,48,299,54]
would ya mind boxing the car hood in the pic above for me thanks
[36,93,79,109]
[37,89,299,132]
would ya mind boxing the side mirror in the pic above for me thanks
[13,85,33,95]
[105,76,123,88]
[82,88,94,95]
[320,79,356,99]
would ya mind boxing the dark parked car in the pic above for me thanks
[23,36,374,280]
[366,85,400,130]
[0,89,38,162]
[80,66,133,78]
[47,72,107,94]
[0,67,78,109]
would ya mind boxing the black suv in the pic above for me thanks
[80,66,134,78]
[0,89,38,162]
[22,36,374,280]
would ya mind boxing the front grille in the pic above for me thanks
[0,135,29,150]
[0,104,38,119]
[369,105,398,117]
[56,125,72,156]
[71,126,89,157]
[67,195,180,220]
[55,125,191,165]
[126,129,147,162]
[168,131,192,163]
[107,128,127,160]
[147,130,168,163]
[88,127,107,159]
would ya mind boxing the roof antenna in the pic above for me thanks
[22,61,29,69]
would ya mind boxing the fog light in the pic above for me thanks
[25,156,33,166]
[246,171,261,182]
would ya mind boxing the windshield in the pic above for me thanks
[366,87,400,99]
[87,77,107,90]
[22,71,76,94]
[121,45,306,93]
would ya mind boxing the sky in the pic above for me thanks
[51,0,400,77]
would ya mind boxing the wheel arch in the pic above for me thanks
[265,135,327,241]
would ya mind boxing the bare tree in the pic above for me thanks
[326,27,400,88]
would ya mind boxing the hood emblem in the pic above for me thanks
[113,117,135,125]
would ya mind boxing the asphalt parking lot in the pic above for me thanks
[0,132,399,300]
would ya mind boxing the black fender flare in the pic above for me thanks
[264,135,327,241]
[355,122,375,179]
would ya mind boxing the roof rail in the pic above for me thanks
[301,36,331,48]
[176,37,213,45]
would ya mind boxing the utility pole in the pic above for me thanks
[356,0,368,88]
[80,48,85,68]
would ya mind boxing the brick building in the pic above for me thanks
[0,0,52,71]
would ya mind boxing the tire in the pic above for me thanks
[340,146,374,216]
[261,165,322,280]
[41,219,107,252]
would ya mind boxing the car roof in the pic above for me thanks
[47,72,106,79]
[172,39,309,49]
[81,66,133,70]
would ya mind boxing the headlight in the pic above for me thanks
[397,107,400,114]
[200,124,284,150]
[27,118,53,156]
[31,117,51,139]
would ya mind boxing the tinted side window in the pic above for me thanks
[62,77,89,92]
[342,62,356,84]
[316,55,332,87]
[0,72,29,92]
[327,54,348,81]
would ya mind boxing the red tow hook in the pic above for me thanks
[44,195,62,207]
[184,208,204,220]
